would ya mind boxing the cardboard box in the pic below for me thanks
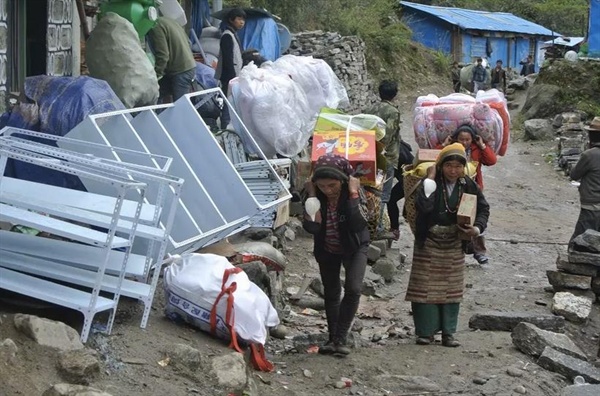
[415,149,441,164]
[311,130,377,186]
[457,193,477,240]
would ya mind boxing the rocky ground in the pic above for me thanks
[1,85,599,396]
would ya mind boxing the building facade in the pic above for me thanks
[0,0,80,113]
[400,1,556,71]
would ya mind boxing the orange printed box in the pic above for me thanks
[311,130,377,186]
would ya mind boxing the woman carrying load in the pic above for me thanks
[406,143,490,347]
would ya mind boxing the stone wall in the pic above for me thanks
[47,0,73,77]
[288,31,377,114]
[0,0,7,113]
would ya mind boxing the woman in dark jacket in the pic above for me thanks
[303,154,370,355]
[406,143,490,347]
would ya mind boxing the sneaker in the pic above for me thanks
[391,228,400,241]
[442,335,460,347]
[334,342,351,355]
[473,253,489,264]
[318,341,336,355]
[416,336,434,345]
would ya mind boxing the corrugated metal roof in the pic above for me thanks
[400,1,557,37]
[543,37,585,47]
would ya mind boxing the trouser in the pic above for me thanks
[473,81,485,93]
[220,81,231,129]
[569,208,600,249]
[388,167,405,230]
[378,164,396,232]
[411,302,460,337]
[453,80,461,93]
[159,68,196,103]
[472,234,487,255]
[317,246,368,342]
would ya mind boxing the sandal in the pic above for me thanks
[442,335,460,347]
[416,336,434,345]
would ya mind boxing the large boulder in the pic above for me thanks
[521,84,563,120]
[86,12,159,108]
[524,118,554,140]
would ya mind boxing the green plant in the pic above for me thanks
[432,50,452,74]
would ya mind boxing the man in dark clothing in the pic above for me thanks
[569,117,600,249]
[215,8,246,129]
[471,57,486,93]
[149,17,197,103]
[451,62,461,93]
[519,55,535,76]
[490,60,506,93]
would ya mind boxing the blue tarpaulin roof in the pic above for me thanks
[400,1,557,37]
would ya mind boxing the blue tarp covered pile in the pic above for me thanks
[589,0,600,57]
[0,75,125,188]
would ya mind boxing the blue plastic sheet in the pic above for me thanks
[238,17,282,61]
[589,0,600,57]
[195,61,217,88]
[1,75,125,189]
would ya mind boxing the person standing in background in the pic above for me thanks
[490,60,507,93]
[451,62,461,93]
[519,55,535,76]
[471,58,487,94]
[148,16,197,103]
[215,8,246,129]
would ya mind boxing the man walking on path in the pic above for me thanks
[149,17,197,103]
[471,57,487,93]
[491,60,506,93]
[569,117,600,249]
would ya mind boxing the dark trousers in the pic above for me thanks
[317,246,368,342]
[569,208,600,249]
[220,81,231,129]
[159,68,196,103]
[453,79,461,93]
[388,168,405,230]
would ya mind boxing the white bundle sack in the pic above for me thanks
[272,55,349,113]
[163,253,279,345]
[230,63,315,158]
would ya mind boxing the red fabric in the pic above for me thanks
[469,143,497,190]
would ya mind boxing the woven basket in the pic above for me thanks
[402,165,422,235]
[364,186,390,238]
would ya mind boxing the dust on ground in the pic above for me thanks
[0,84,597,396]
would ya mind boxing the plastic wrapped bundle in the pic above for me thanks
[230,63,315,158]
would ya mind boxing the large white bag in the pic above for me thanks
[163,253,279,346]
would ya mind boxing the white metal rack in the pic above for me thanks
[0,143,147,342]
[0,129,184,330]
[60,89,291,253]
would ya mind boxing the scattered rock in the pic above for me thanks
[468,311,565,332]
[284,228,296,241]
[538,347,600,384]
[370,240,388,257]
[547,270,591,290]
[367,244,382,262]
[593,278,600,295]
[514,385,528,394]
[511,322,587,360]
[13,314,83,351]
[243,227,273,241]
[373,375,442,393]
[291,296,325,311]
[0,338,18,363]
[552,292,592,323]
[165,343,203,370]
[42,384,112,396]
[557,252,598,277]
[364,267,383,283]
[309,277,325,297]
[371,259,397,283]
[269,324,289,340]
[573,230,600,253]
[58,348,101,385]
[507,367,525,377]
[561,384,600,395]
[211,352,248,391]
[236,261,270,292]
[352,318,364,333]
[334,381,347,389]
[508,77,528,90]
[303,369,313,378]
[521,84,562,120]
[473,377,488,385]
[569,250,600,267]
[524,119,554,141]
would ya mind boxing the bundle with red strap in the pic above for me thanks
[163,253,279,372]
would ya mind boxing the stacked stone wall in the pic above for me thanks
[289,31,377,114]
